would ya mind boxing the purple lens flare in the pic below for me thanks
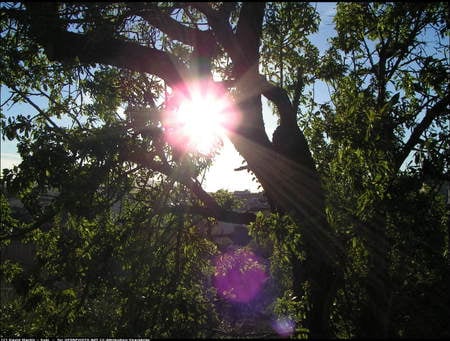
[213,248,268,303]
[272,316,296,337]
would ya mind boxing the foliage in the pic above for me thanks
[1,1,449,339]
[249,212,309,337]
[1,3,221,335]
[300,2,449,338]
[211,189,243,211]
[261,2,320,114]
[1,177,219,337]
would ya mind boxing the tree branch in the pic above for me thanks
[6,85,61,131]
[190,3,246,68]
[385,19,424,82]
[235,2,266,66]
[21,4,189,86]
[0,207,57,241]
[128,3,217,56]
[258,76,298,127]
[292,67,304,112]
[395,95,449,171]
[124,149,256,225]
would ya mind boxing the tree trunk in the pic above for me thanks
[229,77,342,338]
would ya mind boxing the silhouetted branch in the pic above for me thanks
[128,3,217,56]
[395,96,449,171]
[124,148,256,225]
[21,3,190,86]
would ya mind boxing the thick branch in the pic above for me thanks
[258,76,298,127]
[197,2,265,77]
[21,4,189,86]
[124,149,255,225]
[53,32,188,85]
[235,2,266,66]
[395,96,449,171]
[191,3,245,67]
[129,4,217,56]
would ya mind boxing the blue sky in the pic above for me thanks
[0,2,337,192]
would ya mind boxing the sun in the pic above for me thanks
[176,93,224,154]
[164,81,235,156]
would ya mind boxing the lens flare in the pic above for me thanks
[213,248,268,303]
[163,80,238,156]
[272,316,296,337]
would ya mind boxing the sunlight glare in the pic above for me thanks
[213,248,268,303]
[176,92,224,154]
[165,81,236,156]
[272,316,296,337]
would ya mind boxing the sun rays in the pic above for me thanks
[163,80,238,156]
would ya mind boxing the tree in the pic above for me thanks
[1,179,220,337]
[1,2,337,337]
[302,2,449,337]
[1,2,448,338]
